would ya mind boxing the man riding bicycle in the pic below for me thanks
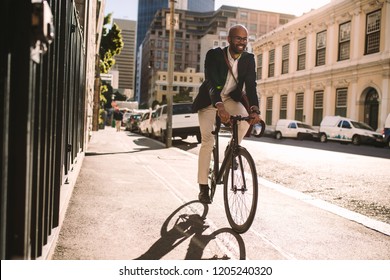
[192,24,261,204]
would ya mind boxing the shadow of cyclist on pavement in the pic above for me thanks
[134,201,246,260]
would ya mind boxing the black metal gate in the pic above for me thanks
[1,0,87,259]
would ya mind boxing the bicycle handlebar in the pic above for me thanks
[213,114,266,138]
[230,115,252,122]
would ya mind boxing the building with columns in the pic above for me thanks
[253,0,390,131]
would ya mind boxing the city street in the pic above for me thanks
[52,128,390,260]
[177,134,390,225]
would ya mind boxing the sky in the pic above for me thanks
[104,0,332,21]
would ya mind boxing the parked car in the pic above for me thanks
[151,103,201,143]
[382,113,390,148]
[125,113,142,132]
[122,112,131,127]
[319,115,384,146]
[274,119,319,140]
[138,111,156,137]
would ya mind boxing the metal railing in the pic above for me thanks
[0,0,87,259]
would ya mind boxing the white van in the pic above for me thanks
[274,119,319,140]
[152,103,201,143]
[319,115,384,146]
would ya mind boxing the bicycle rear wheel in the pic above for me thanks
[223,147,258,233]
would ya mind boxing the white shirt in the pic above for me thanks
[220,47,240,96]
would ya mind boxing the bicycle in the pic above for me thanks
[208,114,265,233]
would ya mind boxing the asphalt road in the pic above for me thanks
[174,134,390,225]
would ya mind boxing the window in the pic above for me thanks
[339,120,351,129]
[288,122,297,129]
[266,97,273,125]
[280,95,287,119]
[175,41,183,49]
[313,91,324,126]
[268,49,275,78]
[295,93,304,121]
[316,31,326,66]
[297,38,306,70]
[281,44,289,74]
[240,12,248,20]
[173,103,193,115]
[338,21,351,61]
[257,54,263,80]
[213,40,219,47]
[365,10,381,54]
[249,24,257,33]
[335,88,348,116]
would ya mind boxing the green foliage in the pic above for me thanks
[99,14,124,74]
[98,14,124,113]
[173,87,193,103]
[99,108,105,125]
[101,81,127,109]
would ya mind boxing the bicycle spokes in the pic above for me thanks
[223,148,258,234]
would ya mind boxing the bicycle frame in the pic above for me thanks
[213,116,240,186]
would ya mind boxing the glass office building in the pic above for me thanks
[136,0,214,50]
[188,0,214,13]
[137,0,168,50]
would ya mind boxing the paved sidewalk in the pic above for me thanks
[51,127,203,259]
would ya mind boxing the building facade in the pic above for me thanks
[253,0,390,130]
[199,6,295,73]
[188,0,214,12]
[151,67,204,103]
[136,0,214,51]
[139,5,295,106]
[136,0,216,106]
[112,19,136,92]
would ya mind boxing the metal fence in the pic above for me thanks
[1,0,87,259]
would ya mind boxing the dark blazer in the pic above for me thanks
[193,47,259,112]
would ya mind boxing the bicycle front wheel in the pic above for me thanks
[223,147,258,233]
[208,145,218,202]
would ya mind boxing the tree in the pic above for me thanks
[96,14,124,129]
[99,14,124,74]
[173,87,193,103]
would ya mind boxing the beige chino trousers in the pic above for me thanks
[197,95,249,185]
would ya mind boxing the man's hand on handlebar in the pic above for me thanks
[249,112,262,125]
[216,103,230,124]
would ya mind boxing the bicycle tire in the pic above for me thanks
[223,147,258,233]
[208,145,218,202]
